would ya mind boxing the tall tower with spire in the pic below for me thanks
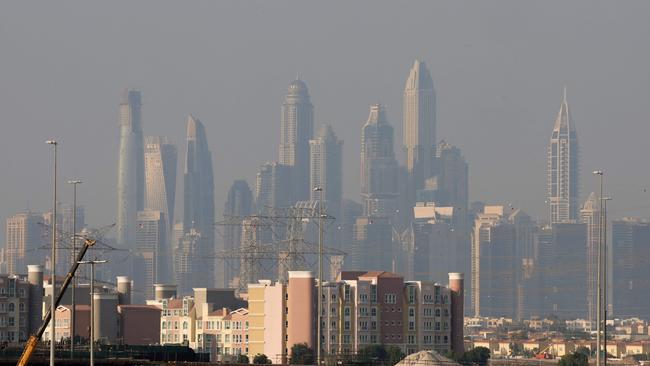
[403,60,436,196]
[280,78,314,202]
[116,89,145,247]
[548,88,579,224]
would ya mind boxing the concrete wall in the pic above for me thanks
[287,271,315,352]
[118,305,161,345]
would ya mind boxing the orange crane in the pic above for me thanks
[535,345,555,359]
[17,237,97,366]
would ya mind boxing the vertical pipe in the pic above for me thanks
[317,189,323,365]
[48,141,58,366]
[70,183,77,359]
[90,262,94,366]
[601,199,607,366]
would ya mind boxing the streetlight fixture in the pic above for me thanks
[77,259,108,366]
[312,186,324,365]
[46,140,57,366]
[67,180,82,359]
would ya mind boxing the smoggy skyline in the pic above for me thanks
[2,1,650,229]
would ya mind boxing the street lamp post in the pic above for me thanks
[67,180,82,359]
[46,140,58,366]
[593,170,603,366]
[313,186,324,365]
[602,196,612,366]
[78,259,108,366]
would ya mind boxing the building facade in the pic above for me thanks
[182,115,215,289]
[221,180,253,288]
[117,89,145,248]
[310,124,344,250]
[360,104,399,217]
[403,60,436,207]
[279,79,314,203]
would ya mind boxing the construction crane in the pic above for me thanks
[16,236,97,366]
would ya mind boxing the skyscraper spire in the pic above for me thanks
[548,87,579,223]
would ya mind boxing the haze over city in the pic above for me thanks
[2,1,650,227]
[3,2,650,365]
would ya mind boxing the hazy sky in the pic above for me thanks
[1,1,650,232]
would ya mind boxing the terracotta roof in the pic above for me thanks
[359,271,403,279]
[118,305,161,312]
[57,304,90,312]
[338,271,368,280]
[166,299,184,309]
[208,309,226,317]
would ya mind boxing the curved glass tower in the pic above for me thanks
[116,89,145,247]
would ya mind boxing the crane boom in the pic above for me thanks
[17,238,96,366]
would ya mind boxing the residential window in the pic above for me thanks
[370,285,377,303]
[384,293,396,304]
[344,321,350,330]
[408,307,415,317]
[344,307,350,317]
[435,309,441,317]
[371,307,377,317]
[182,321,188,330]
[408,286,416,304]
[360,293,368,303]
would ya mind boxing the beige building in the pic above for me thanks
[195,306,249,361]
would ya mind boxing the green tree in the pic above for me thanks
[236,354,250,364]
[386,346,405,365]
[459,347,491,366]
[558,352,588,366]
[574,346,592,358]
[253,353,270,364]
[510,343,524,356]
[290,343,315,365]
[358,344,389,363]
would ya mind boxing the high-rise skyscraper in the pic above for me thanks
[222,180,253,287]
[580,192,601,325]
[471,206,517,318]
[144,136,177,284]
[534,223,588,319]
[548,88,579,224]
[403,60,436,203]
[279,79,314,203]
[255,162,293,212]
[182,115,215,288]
[611,218,650,319]
[360,104,399,217]
[117,89,145,247]
[144,136,177,236]
[309,124,344,249]
[134,209,167,302]
[5,213,43,274]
